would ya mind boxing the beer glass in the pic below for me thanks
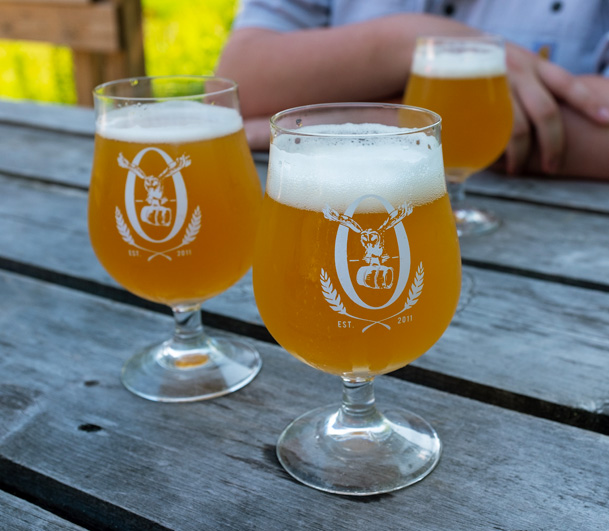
[253,103,462,495]
[404,35,513,236]
[89,76,262,402]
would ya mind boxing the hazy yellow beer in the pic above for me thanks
[253,122,461,378]
[404,38,512,182]
[89,101,262,307]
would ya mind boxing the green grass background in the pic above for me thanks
[0,0,238,104]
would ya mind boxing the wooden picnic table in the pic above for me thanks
[0,99,608,530]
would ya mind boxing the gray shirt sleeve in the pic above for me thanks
[232,0,331,32]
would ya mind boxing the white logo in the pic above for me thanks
[321,194,424,332]
[114,148,201,261]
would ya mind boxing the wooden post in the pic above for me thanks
[0,0,146,106]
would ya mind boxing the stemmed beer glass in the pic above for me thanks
[89,76,262,402]
[253,103,462,495]
[404,35,513,237]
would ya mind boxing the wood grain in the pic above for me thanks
[0,2,145,106]
[1,100,608,529]
[0,490,87,531]
[0,140,608,427]
[0,271,608,530]
[1,100,607,211]
[0,2,120,52]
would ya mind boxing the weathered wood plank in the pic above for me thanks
[0,2,120,52]
[0,101,95,136]
[0,125,94,187]
[418,268,609,418]
[0,491,86,531]
[0,174,608,430]
[1,169,608,291]
[0,0,91,4]
[469,169,609,214]
[0,100,607,212]
[0,120,263,189]
[458,194,609,285]
[0,491,87,531]
[0,0,145,106]
[0,271,608,531]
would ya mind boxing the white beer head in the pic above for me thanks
[96,100,243,143]
[268,122,446,212]
[412,37,507,79]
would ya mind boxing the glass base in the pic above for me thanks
[453,206,500,237]
[276,403,441,496]
[121,336,262,402]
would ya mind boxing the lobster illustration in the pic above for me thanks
[118,153,191,227]
[323,202,412,289]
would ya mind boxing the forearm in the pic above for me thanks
[216,14,477,117]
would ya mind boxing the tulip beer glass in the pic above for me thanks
[89,76,262,402]
[404,36,513,236]
[253,103,462,495]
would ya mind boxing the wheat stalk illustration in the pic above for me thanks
[320,268,347,314]
[403,262,424,310]
[114,206,171,259]
[318,262,425,333]
[320,269,391,330]
[115,207,137,246]
[180,206,201,246]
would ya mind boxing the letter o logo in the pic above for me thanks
[124,148,188,243]
[334,195,410,310]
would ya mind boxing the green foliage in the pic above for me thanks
[144,0,238,77]
[0,41,75,104]
[0,0,238,104]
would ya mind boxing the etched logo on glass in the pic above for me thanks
[114,148,201,260]
[320,194,424,332]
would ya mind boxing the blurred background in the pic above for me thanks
[0,0,237,105]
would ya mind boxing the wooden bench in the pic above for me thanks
[0,0,145,106]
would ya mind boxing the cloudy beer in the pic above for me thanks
[404,37,512,182]
[89,101,262,307]
[255,104,462,495]
[253,121,462,378]
[89,76,263,403]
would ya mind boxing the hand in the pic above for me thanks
[505,43,609,175]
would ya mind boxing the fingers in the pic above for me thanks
[510,69,564,174]
[504,43,609,175]
[537,60,609,124]
[505,44,565,174]
[504,94,531,174]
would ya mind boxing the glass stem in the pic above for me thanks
[171,303,206,349]
[447,180,466,210]
[336,378,384,429]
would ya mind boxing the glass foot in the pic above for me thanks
[276,403,441,496]
[453,206,500,237]
[121,336,262,402]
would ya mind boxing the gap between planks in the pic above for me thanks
[1,256,607,436]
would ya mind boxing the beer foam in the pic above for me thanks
[268,123,446,212]
[412,42,506,78]
[97,100,243,143]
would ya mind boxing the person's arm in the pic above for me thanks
[219,13,609,180]
[216,14,478,118]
